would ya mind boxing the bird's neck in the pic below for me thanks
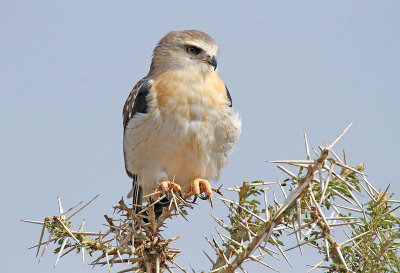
[151,70,227,109]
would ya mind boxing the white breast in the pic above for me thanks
[123,71,241,196]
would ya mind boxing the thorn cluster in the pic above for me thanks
[24,123,400,272]
[23,192,192,273]
[204,123,400,273]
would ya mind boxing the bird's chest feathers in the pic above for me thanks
[152,71,228,123]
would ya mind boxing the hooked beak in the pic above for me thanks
[206,56,217,71]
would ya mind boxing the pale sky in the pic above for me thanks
[2,1,400,272]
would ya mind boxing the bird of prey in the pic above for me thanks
[122,30,241,210]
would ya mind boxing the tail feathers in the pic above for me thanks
[128,175,143,214]
[127,175,169,218]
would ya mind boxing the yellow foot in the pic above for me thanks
[153,180,182,201]
[184,178,213,201]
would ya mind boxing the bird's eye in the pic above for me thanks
[186,46,201,55]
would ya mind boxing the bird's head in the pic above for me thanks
[149,30,218,76]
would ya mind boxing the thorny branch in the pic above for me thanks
[23,124,400,272]
[206,124,400,273]
[23,194,191,273]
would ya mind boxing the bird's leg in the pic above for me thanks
[184,178,213,202]
[153,180,182,201]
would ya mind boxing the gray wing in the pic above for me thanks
[122,77,152,130]
[122,77,153,209]
[225,85,232,107]
[122,76,152,176]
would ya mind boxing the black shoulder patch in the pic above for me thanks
[132,80,152,115]
[123,79,152,130]
[225,85,232,107]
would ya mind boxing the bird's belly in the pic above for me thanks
[124,104,239,194]
[160,117,216,180]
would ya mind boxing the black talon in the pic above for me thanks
[158,194,170,207]
[199,194,210,200]
[165,190,170,200]
[192,195,198,203]
[178,190,183,198]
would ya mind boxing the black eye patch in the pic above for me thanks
[185,45,202,55]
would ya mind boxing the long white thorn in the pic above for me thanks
[277,165,298,180]
[66,195,99,221]
[327,122,353,150]
[304,130,311,160]
[79,219,86,266]
[271,236,292,267]
[296,199,302,241]
[340,230,372,247]
[248,255,279,272]
[54,237,69,268]
[307,260,325,273]
[264,187,269,221]
[57,197,64,218]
